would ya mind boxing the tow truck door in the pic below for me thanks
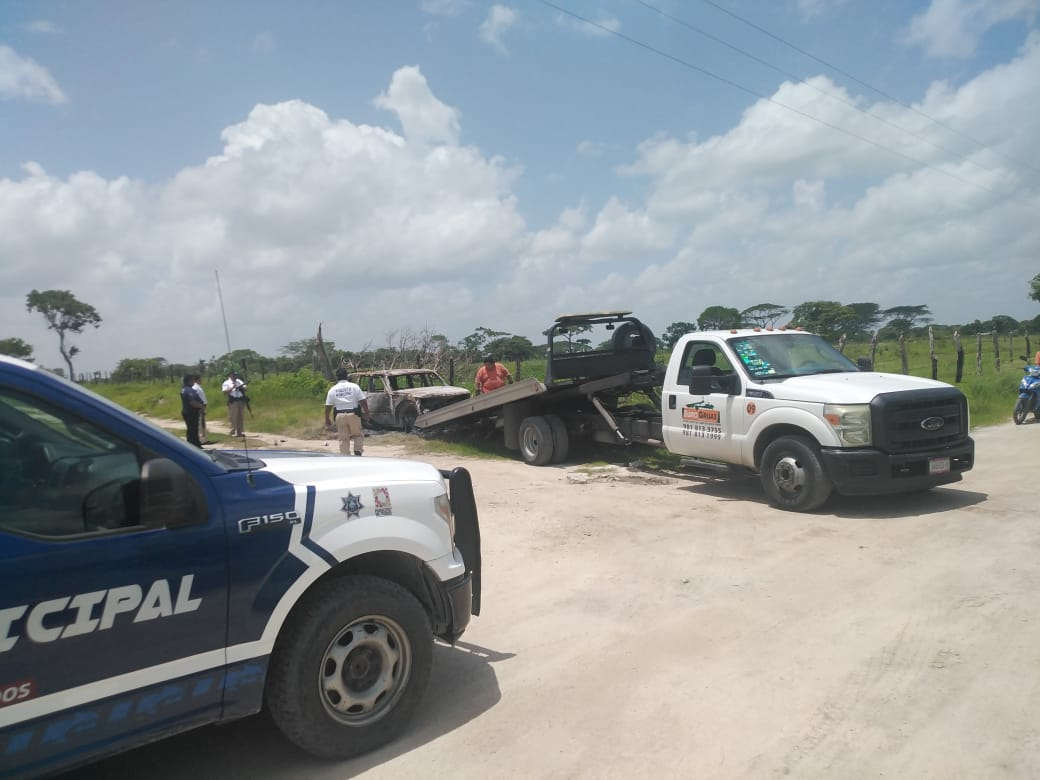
[662,340,748,463]
[0,384,227,776]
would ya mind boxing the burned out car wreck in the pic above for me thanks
[351,368,471,431]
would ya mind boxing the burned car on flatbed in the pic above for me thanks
[351,368,471,431]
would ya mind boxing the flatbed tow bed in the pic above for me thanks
[413,377,547,429]
[412,312,666,465]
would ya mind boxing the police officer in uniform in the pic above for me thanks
[324,367,370,455]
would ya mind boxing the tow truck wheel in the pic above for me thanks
[518,416,555,466]
[545,414,569,463]
[266,575,432,759]
[760,435,832,512]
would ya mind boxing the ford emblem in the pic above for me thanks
[920,416,945,432]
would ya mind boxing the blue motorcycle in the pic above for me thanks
[1013,361,1040,425]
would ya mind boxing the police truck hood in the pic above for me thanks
[221,450,445,486]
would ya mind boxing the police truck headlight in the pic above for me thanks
[434,492,455,538]
[823,404,872,447]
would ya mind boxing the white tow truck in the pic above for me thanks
[417,313,974,512]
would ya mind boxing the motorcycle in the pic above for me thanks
[1013,358,1040,425]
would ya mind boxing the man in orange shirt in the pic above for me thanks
[475,355,513,394]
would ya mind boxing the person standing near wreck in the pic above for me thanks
[475,355,513,394]
[324,367,370,455]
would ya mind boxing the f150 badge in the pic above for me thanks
[237,511,302,534]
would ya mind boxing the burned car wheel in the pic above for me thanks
[398,405,419,433]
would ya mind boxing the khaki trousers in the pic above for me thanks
[336,412,364,454]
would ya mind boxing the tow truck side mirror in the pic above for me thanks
[140,458,208,529]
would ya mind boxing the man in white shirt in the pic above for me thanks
[221,370,248,437]
[324,368,370,455]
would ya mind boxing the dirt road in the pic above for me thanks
[67,421,1040,779]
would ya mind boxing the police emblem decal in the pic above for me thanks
[341,492,364,518]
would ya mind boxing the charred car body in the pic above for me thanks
[351,369,470,432]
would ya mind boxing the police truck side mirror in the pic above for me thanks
[140,458,208,529]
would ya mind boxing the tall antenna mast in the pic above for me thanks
[215,269,232,356]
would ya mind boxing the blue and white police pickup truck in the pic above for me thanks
[0,356,481,778]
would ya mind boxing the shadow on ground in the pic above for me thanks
[57,640,510,780]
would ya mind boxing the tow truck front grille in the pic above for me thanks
[871,388,969,453]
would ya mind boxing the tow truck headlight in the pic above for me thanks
[823,404,872,447]
[434,492,455,537]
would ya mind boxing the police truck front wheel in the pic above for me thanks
[265,575,433,759]
[760,435,833,512]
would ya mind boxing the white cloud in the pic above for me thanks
[0,44,67,104]
[3,41,1039,374]
[479,5,518,54]
[577,139,612,157]
[901,0,1040,58]
[24,20,64,35]
[0,67,530,372]
[420,0,470,15]
[373,65,461,147]
[252,31,276,53]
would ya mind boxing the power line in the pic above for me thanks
[690,0,1039,176]
[635,0,1003,179]
[537,0,1007,197]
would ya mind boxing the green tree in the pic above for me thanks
[846,303,883,337]
[740,304,789,329]
[985,315,1019,334]
[789,301,859,342]
[487,335,538,361]
[112,357,168,382]
[1029,273,1040,303]
[0,337,34,361]
[697,306,742,330]
[279,338,337,371]
[661,322,697,349]
[882,305,932,333]
[459,327,508,361]
[26,289,102,379]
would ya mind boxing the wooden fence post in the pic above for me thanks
[870,331,878,369]
[954,330,964,383]
[976,334,983,375]
[838,333,846,353]
[929,327,937,380]
[993,332,1000,372]
[899,334,908,375]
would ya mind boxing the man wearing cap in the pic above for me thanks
[222,370,248,437]
[324,367,370,456]
[475,355,513,395]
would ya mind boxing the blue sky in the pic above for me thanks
[2,0,1039,374]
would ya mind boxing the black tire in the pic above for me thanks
[760,435,833,512]
[1013,399,1027,425]
[265,575,432,760]
[398,405,418,433]
[545,414,569,463]
[518,416,555,466]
